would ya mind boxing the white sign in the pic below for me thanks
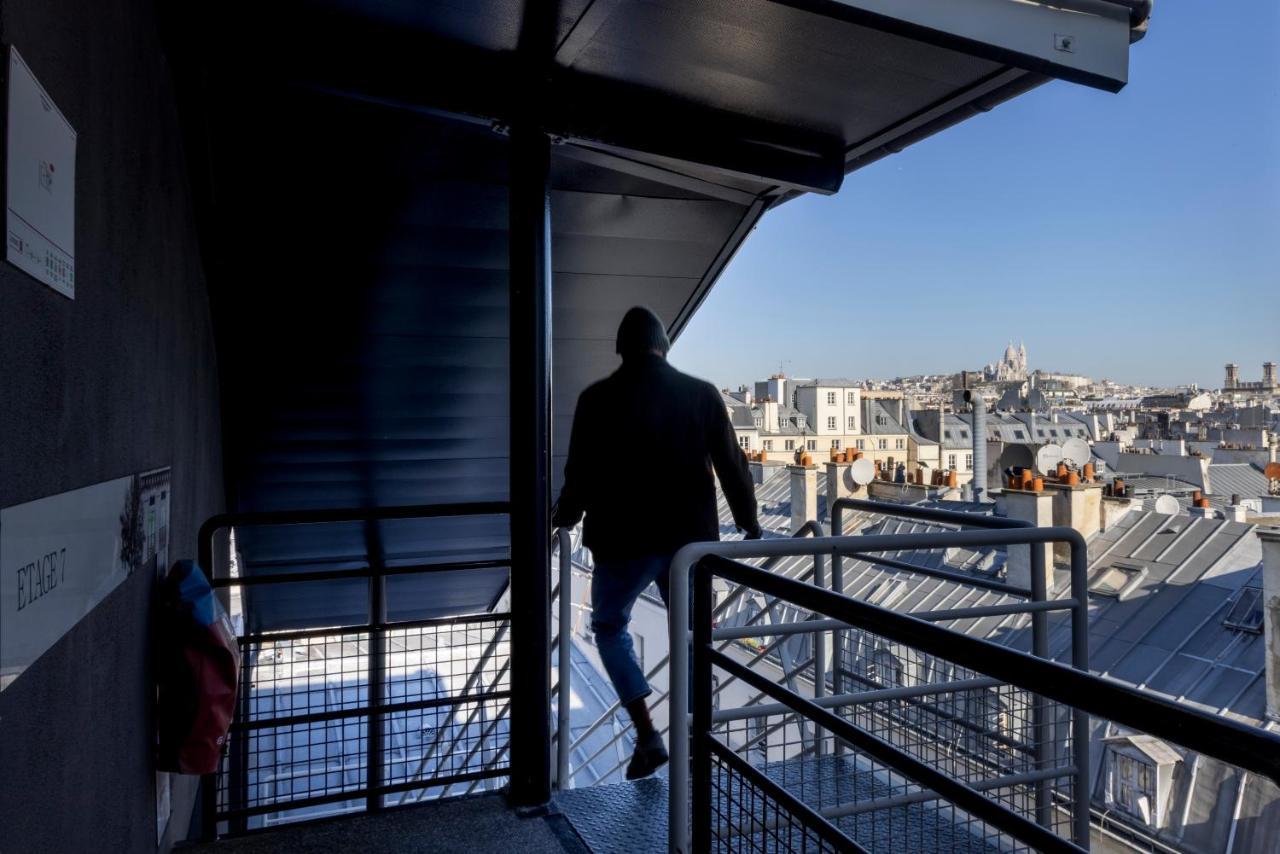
[0,469,170,691]
[6,47,76,297]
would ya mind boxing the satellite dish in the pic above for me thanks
[1062,437,1091,468]
[1153,495,1181,515]
[1035,444,1064,474]
[849,457,875,486]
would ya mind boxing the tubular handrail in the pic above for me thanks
[554,527,572,789]
[669,530,1280,853]
[701,554,1280,779]
[830,496,1054,824]
[668,526,1089,853]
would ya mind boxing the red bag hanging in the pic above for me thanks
[155,559,240,774]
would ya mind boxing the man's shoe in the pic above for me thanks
[625,732,669,780]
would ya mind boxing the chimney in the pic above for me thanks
[789,462,817,532]
[1226,363,1239,389]
[1045,478,1105,561]
[1265,361,1278,387]
[825,459,859,526]
[997,484,1053,593]
[1258,529,1280,722]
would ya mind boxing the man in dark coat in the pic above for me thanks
[552,306,761,779]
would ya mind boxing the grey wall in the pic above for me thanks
[0,1,223,851]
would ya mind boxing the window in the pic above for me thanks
[856,439,865,450]
[1091,562,1147,600]
[1049,429,1059,437]
[943,430,952,439]
[847,416,856,430]
[1223,585,1264,633]
[807,440,816,451]
[960,430,969,439]
[827,416,836,430]
[1106,750,1157,825]
[785,439,795,451]
[878,438,887,450]
[738,436,750,449]
[847,391,856,404]
[895,438,904,449]
[947,454,957,469]
[965,453,973,470]
[831,439,841,450]
[866,648,903,688]
[763,440,773,451]
[1037,429,1046,438]
[826,391,836,405]
[1013,430,1026,440]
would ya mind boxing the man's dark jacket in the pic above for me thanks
[554,354,759,560]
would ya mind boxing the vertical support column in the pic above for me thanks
[507,120,553,809]
[1069,538,1091,849]
[691,562,714,853]
[812,552,827,758]
[365,522,387,811]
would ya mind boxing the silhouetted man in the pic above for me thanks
[552,306,761,779]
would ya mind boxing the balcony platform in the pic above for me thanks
[182,793,587,854]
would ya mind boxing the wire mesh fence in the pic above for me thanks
[214,615,511,831]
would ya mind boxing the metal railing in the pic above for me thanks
[551,521,827,790]
[670,527,1280,853]
[197,501,512,837]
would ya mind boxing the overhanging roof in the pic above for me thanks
[163,0,1145,625]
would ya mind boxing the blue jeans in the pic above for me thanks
[591,552,679,706]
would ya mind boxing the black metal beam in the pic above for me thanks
[506,25,554,802]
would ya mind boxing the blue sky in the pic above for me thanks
[673,2,1279,391]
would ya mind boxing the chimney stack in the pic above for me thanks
[789,461,818,533]
[1046,478,1106,562]
[825,458,861,527]
[1257,529,1280,722]
[997,486,1053,593]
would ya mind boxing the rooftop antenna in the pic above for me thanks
[1061,437,1091,469]
[1035,443,1064,475]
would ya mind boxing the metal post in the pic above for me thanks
[507,118,553,809]
[812,551,827,757]
[366,522,388,811]
[691,562,714,852]
[830,506,846,757]
[1069,539,1091,849]
[556,528,573,789]
[1029,544,1051,829]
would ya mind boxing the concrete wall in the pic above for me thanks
[0,1,223,851]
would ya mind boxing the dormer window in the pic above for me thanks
[1100,736,1181,829]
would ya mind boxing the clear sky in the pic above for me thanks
[673,2,1279,392]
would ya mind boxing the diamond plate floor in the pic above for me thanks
[556,756,1008,853]
[554,778,668,854]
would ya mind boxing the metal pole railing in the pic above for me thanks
[669,525,1085,854]
[555,527,573,789]
[828,496,1047,797]
[673,532,1280,853]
